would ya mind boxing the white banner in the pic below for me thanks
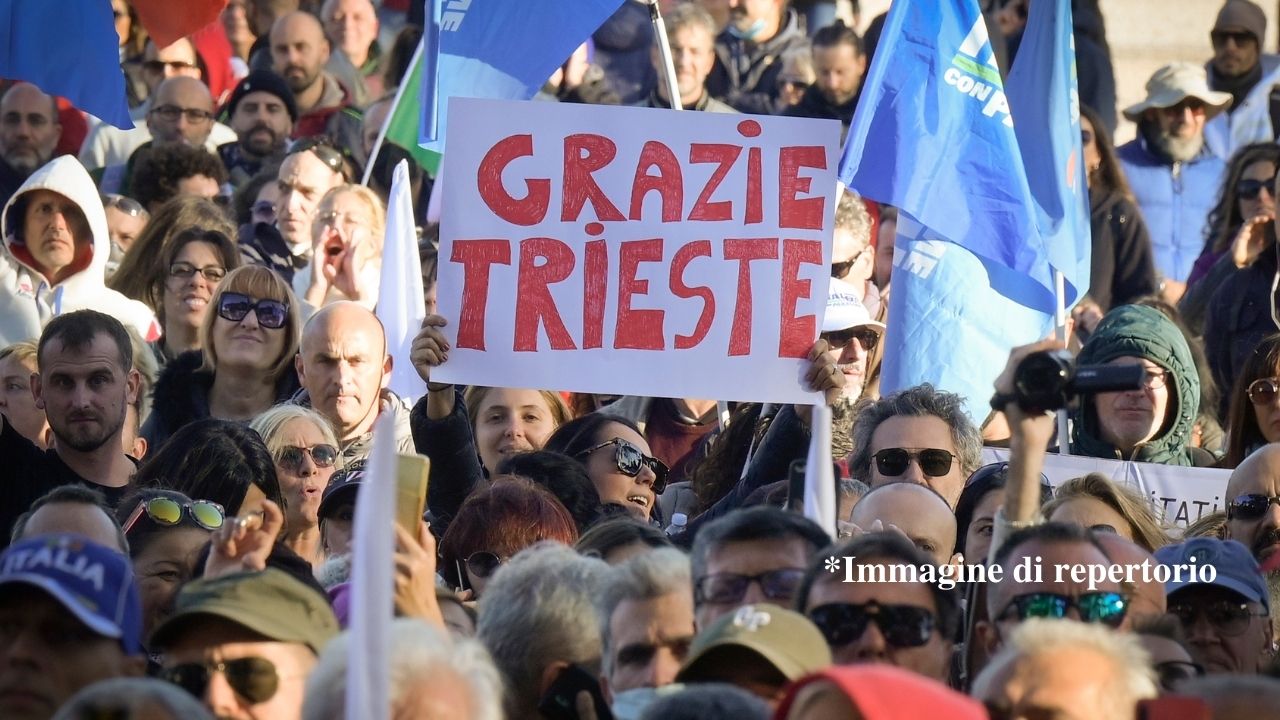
[981,448,1230,527]
[433,98,842,404]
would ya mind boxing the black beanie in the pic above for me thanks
[223,70,299,123]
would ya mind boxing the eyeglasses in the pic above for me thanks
[1236,178,1274,201]
[168,262,226,283]
[1213,29,1255,47]
[1169,600,1266,637]
[276,444,340,474]
[217,292,289,329]
[102,193,147,218]
[1154,660,1204,692]
[1227,493,1280,520]
[808,600,936,648]
[1133,367,1169,390]
[162,657,280,705]
[575,438,669,494]
[873,448,956,478]
[693,568,806,604]
[1157,98,1207,116]
[251,200,277,223]
[149,104,214,123]
[122,497,225,535]
[464,551,508,580]
[998,591,1128,628]
[289,136,352,178]
[1247,377,1280,406]
[821,327,880,353]
[143,59,200,74]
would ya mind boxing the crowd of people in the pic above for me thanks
[5,0,1280,718]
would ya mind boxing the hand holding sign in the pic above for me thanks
[410,315,453,392]
[795,337,846,428]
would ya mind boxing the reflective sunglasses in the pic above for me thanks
[694,568,806,604]
[873,447,956,478]
[575,438,669,494]
[822,327,880,353]
[122,497,225,535]
[998,591,1128,627]
[169,262,226,283]
[1169,600,1266,637]
[1227,493,1280,520]
[809,601,936,648]
[1237,178,1273,201]
[102,193,147,218]
[464,551,508,580]
[149,104,213,123]
[276,444,340,474]
[217,292,289,329]
[1154,660,1204,692]
[1247,377,1280,406]
[162,657,280,704]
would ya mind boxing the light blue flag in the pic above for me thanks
[0,0,132,128]
[1006,0,1091,307]
[420,0,626,153]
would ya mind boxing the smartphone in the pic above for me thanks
[395,454,430,534]
[537,664,613,720]
[1136,697,1211,720]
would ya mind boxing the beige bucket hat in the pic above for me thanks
[1122,61,1233,122]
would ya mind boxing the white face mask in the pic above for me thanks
[728,17,767,41]
[610,687,662,720]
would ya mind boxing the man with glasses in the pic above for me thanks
[689,506,829,630]
[150,568,338,720]
[1225,444,1280,563]
[1070,303,1211,466]
[793,533,958,683]
[1204,1,1280,159]
[1156,537,1274,675]
[0,83,61,209]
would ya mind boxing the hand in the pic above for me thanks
[1071,299,1103,337]
[204,499,284,578]
[1232,213,1274,268]
[794,338,846,427]
[393,522,446,628]
[992,338,1063,451]
[409,315,452,391]
[320,224,365,301]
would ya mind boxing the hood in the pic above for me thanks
[1,156,109,288]
[1071,304,1200,465]
[592,0,651,53]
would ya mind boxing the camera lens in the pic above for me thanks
[1014,350,1074,412]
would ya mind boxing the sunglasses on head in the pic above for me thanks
[217,291,289,329]
[693,568,806,605]
[122,497,225,535]
[1227,493,1280,520]
[1247,377,1280,406]
[1237,178,1273,201]
[575,438,669,494]
[289,136,352,179]
[1169,600,1265,637]
[162,657,279,705]
[808,600,936,648]
[873,447,955,478]
[998,591,1128,627]
[276,444,340,474]
[822,327,880,353]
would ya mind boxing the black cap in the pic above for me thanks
[319,461,367,519]
[223,70,298,123]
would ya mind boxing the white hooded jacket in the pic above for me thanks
[0,156,159,346]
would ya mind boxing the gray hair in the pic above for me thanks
[53,678,214,720]
[597,548,692,677]
[834,190,873,255]
[638,683,769,720]
[302,619,504,720]
[663,3,718,39]
[249,404,339,457]
[973,619,1157,720]
[848,383,982,482]
[478,543,610,718]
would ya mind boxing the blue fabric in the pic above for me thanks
[1116,139,1225,283]
[419,0,626,151]
[0,0,131,128]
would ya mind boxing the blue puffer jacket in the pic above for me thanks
[1116,137,1225,283]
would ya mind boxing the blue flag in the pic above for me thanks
[0,0,132,128]
[1006,0,1091,307]
[420,0,626,153]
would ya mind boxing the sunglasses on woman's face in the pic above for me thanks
[1247,377,1280,406]
[122,497,225,535]
[464,551,508,580]
[808,600,937,648]
[217,292,289,329]
[1236,178,1273,201]
[162,656,280,705]
[276,444,339,474]
[575,438,669,494]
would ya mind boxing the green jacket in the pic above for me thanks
[1070,304,1201,466]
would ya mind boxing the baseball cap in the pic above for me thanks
[0,534,143,654]
[222,69,299,123]
[319,461,367,520]
[676,604,831,684]
[150,568,339,655]
[823,278,885,333]
[1154,538,1270,613]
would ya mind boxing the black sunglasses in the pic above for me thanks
[1236,178,1272,201]
[575,438,669,494]
[163,657,279,704]
[1213,29,1255,46]
[277,444,340,473]
[998,591,1128,628]
[694,568,806,604]
[821,327,879,353]
[873,447,955,478]
[464,551,508,580]
[1227,493,1280,520]
[1169,600,1265,637]
[808,600,936,648]
[217,292,289,329]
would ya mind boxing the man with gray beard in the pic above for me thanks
[1117,63,1230,303]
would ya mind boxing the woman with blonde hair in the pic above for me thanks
[302,184,386,309]
[1043,473,1172,552]
[251,404,340,567]
[143,265,303,448]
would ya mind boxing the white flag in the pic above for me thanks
[803,404,837,538]
[375,159,427,403]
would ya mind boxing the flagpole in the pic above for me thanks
[647,0,683,112]
[362,38,427,187]
[1054,269,1071,456]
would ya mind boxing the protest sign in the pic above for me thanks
[981,448,1230,527]
[433,98,842,404]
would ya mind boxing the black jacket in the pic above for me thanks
[781,85,859,136]
[1205,245,1280,418]
[1087,189,1159,313]
[707,9,810,115]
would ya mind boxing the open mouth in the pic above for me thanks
[626,494,650,510]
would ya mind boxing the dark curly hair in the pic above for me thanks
[130,144,228,212]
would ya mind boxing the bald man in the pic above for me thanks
[0,83,61,206]
[145,77,217,148]
[849,482,957,566]
[294,302,413,463]
[1226,444,1280,563]
[270,11,364,160]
